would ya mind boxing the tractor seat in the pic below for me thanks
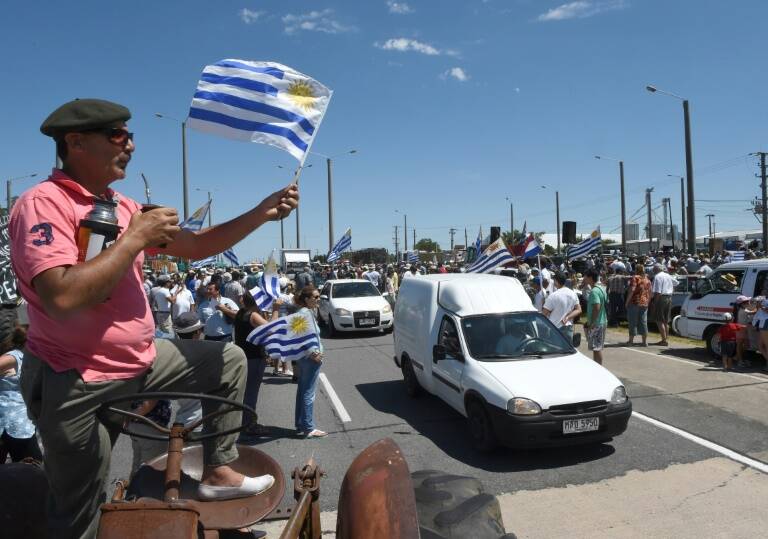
[126,444,285,530]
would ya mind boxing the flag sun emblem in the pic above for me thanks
[285,80,317,111]
[289,314,310,335]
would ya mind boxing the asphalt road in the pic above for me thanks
[108,327,768,537]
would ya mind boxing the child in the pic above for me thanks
[718,313,743,371]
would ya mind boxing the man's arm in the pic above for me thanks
[563,302,582,325]
[216,300,238,319]
[161,184,298,260]
[33,208,180,319]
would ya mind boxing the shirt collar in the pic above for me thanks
[48,168,116,200]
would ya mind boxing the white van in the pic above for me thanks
[674,259,768,357]
[393,273,631,451]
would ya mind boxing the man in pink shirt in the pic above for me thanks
[10,98,299,538]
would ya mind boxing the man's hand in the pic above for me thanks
[256,184,299,221]
[126,207,181,249]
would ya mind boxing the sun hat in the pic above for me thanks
[173,312,203,334]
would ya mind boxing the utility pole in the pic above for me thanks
[680,178,686,250]
[662,198,669,241]
[620,161,626,254]
[505,197,514,238]
[449,228,457,250]
[413,228,416,248]
[555,191,561,255]
[646,188,654,254]
[666,198,674,244]
[464,228,468,250]
[706,214,715,249]
[683,99,696,253]
[327,157,334,253]
[758,152,767,251]
[393,225,399,260]
[404,214,408,252]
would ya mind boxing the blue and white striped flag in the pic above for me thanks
[407,251,420,264]
[466,238,514,273]
[191,256,216,269]
[223,248,240,266]
[179,200,211,231]
[566,230,601,259]
[247,310,321,361]
[187,59,332,161]
[327,228,351,263]
[727,250,746,262]
[474,228,482,260]
[250,254,281,311]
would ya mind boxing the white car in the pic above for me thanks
[394,273,631,451]
[317,279,394,335]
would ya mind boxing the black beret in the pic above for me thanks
[40,98,131,138]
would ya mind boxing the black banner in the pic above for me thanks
[0,215,18,305]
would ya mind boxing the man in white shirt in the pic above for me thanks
[532,277,550,312]
[650,264,678,346]
[151,275,178,335]
[542,273,582,344]
[224,270,245,304]
[171,280,196,320]
[697,258,714,278]
[198,282,239,342]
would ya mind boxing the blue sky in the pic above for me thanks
[2,0,767,261]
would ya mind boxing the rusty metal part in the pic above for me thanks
[126,444,284,530]
[278,457,325,539]
[0,460,48,539]
[261,501,296,521]
[98,499,201,539]
[336,438,420,539]
[164,423,186,501]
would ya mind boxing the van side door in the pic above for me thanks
[432,315,466,411]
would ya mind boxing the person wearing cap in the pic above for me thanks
[9,98,299,538]
[649,264,678,347]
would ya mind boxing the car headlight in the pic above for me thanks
[382,304,392,314]
[507,398,542,416]
[334,308,352,316]
[611,386,628,404]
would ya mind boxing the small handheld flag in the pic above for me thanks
[566,229,601,259]
[191,255,216,269]
[250,253,281,311]
[223,248,240,266]
[327,228,352,263]
[522,234,542,259]
[179,200,211,231]
[407,251,420,264]
[187,59,332,163]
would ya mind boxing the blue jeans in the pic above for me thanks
[295,356,322,432]
[627,304,648,337]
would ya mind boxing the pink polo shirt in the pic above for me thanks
[10,170,156,381]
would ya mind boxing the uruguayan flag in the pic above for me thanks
[191,256,216,269]
[187,59,332,161]
[727,250,746,262]
[250,255,281,310]
[247,310,321,361]
[223,248,240,266]
[327,228,351,263]
[566,230,601,259]
[179,200,211,231]
[474,228,482,260]
[407,251,420,264]
[466,238,514,274]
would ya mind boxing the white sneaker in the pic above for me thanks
[197,474,275,501]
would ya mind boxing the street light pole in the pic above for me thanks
[595,156,626,254]
[505,197,514,238]
[556,191,561,255]
[326,157,333,252]
[181,120,189,220]
[646,86,696,252]
[6,173,37,213]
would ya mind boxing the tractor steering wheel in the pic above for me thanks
[100,391,256,443]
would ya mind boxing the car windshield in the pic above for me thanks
[332,282,381,298]
[460,312,574,361]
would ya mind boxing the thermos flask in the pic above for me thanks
[76,198,121,262]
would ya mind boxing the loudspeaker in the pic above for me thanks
[562,221,577,244]
[490,226,501,243]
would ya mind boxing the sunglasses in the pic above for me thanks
[85,127,134,146]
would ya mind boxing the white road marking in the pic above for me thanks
[318,373,351,423]
[615,344,768,383]
[632,411,768,474]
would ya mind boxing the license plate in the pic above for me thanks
[562,417,600,434]
[359,318,376,326]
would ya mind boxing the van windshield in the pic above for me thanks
[697,270,744,295]
[460,312,574,361]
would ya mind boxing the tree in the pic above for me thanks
[414,238,440,252]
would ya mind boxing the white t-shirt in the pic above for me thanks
[172,287,195,319]
[533,289,550,312]
[152,287,173,312]
[652,272,677,295]
[198,296,239,337]
[540,268,555,293]
[543,287,580,328]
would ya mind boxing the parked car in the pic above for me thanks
[393,273,631,451]
[670,274,701,323]
[673,260,765,357]
[317,279,393,335]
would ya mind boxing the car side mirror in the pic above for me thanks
[572,333,582,347]
[319,294,328,300]
[433,344,446,363]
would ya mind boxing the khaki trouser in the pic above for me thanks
[20,338,246,539]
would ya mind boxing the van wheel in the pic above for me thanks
[466,400,498,453]
[411,470,513,539]
[705,326,722,359]
[402,358,422,398]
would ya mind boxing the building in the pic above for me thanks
[625,223,640,241]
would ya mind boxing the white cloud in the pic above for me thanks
[387,1,414,14]
[282,9,355,34]
[441,67,469,82]
[239,8,264,24]
[537,0,627,22]
[375,38,444,56]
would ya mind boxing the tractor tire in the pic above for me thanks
[0,305,17,344]
[411,470,514,539]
